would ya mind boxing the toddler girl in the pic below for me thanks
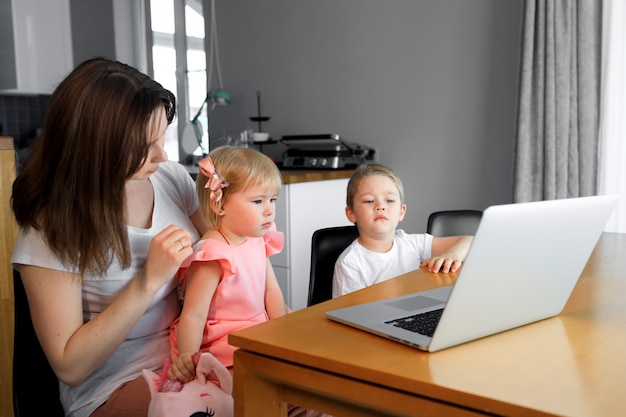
[168,146,289,382]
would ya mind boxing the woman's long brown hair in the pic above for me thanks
[11,58,176,277]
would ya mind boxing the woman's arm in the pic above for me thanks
[22,224,193,386]
[169,260,221,383]
[264,258,290,318]
[421,236,473,273]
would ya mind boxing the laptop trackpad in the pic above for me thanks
[385,295,443,311]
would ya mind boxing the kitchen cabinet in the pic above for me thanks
[0,0,17,89]
[1,0,73,93]
[272,171,353,311]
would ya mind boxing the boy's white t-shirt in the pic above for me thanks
[332,229,433,297]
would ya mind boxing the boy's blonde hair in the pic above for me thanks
[346,163,405,209]
[197,146,282,229]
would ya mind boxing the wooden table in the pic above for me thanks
[229,232,626,417]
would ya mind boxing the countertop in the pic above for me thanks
[0,136,14,149]
[280,169,354,184]
[183,163,353,185]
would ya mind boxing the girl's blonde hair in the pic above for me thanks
[346,163,405,209]
[197,146,282,229]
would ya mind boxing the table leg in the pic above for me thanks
[234,351,289,417]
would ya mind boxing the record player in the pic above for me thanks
[281,134,375,169]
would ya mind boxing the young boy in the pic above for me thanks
[332,163,473,297]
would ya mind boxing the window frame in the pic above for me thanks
[144,0,207,162]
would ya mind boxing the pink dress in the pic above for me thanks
[169,224,284,367]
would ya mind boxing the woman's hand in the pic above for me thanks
[142,224,194,292]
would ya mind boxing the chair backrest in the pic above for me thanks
[0,137,64,417]
[308,225,359,306]
[427,209,483,237]
[13,268,65,416]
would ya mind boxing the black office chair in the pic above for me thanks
[427,209,483,237]
[307,225,359,307]
[13,269,65,417]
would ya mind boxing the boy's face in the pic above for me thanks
[346,174,406,237]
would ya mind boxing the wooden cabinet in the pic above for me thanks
[1,137,18,417]
[272,172,353,311]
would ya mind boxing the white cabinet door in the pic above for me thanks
[4,0,73,93]
[272,265,289,310]
[273,178,351,311]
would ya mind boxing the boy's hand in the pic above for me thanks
[420,256,463,273]
[426,236,473,273]
[167,351,196,383]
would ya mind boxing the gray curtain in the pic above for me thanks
[513,0,602,202]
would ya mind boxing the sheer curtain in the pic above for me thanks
[598,0,626,233]
[513,1,602,202]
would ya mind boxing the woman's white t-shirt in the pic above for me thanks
[11,161,201,417]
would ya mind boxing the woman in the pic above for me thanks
[10,58,208,417]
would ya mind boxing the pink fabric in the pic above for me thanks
[197,156,229,203]
[170,224,284,367]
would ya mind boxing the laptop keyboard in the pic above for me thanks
[385,308,444,337]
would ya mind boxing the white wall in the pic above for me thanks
[208,0,523,231]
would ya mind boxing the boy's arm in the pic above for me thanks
[422,236,473,273]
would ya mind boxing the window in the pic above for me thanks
[147,0,208,162]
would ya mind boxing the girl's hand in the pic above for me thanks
[143,225,193,292]
[168,352,197,383]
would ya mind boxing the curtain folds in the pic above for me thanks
[513,0,602,202]
[598,0,626,233]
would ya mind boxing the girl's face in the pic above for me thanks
[130,108,169,180]
[346,174,406,237]
[219,182,278,238]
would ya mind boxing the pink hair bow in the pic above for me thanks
[198,157,229,203]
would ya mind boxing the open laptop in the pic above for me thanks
[326,195,618,352]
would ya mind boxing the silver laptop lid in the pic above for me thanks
[429,195,618,351]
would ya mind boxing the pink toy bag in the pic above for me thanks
[142,352,234,417]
